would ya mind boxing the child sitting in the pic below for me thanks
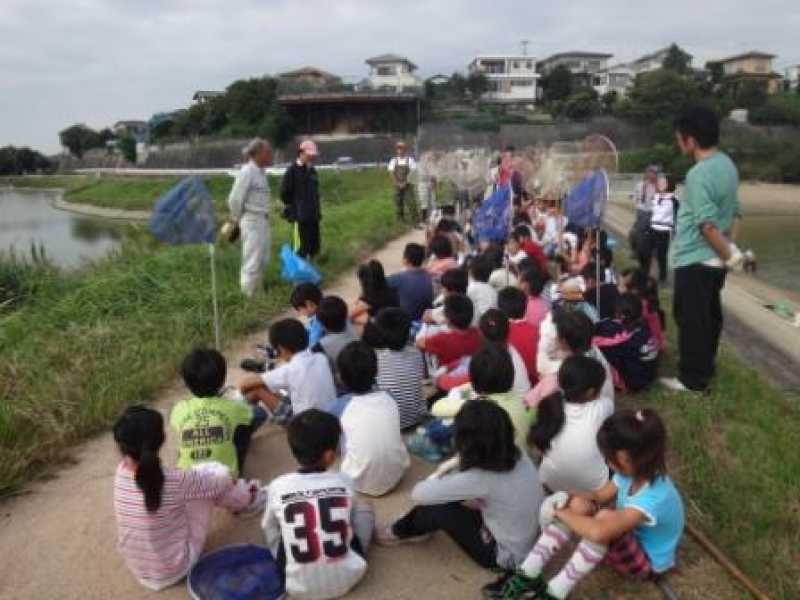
[335,341,410,496]
[369,307,427,430]
[529,355,613,493]
[498,409,685,600]
[422,267,471,327]
[113,406,263,591]
[263,410,375,600]
[350,259,400,326]
[387,242,434,322]
[485,242,519,290]
[377,400,543,573]
[581,262,620,321]
[171,348,266,477]
[290,283,324,347]
[618,268,665,353]
[239,318,336,425]
[467,253,499,318]
[311,296,357,377]
[498,286,539,385]
[512,225,548,273]
[594,294,659,392]
[417,294,482,366]
[426,234,459,279]
[519,266,550,329]
[479,309,531,396]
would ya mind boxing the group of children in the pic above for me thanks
[112,208,685,599]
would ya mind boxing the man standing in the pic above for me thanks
[388,141,417,222]
[228,138,272,296]
[661,106,742,393]
[629,165,658,267]
[281,140,321,259]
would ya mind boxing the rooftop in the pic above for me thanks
[541,51,613,62]
[277,91,419,105]
[192,90,224,99]
[278,66,341,80]
[365,53,418,70]
[715,50,777,63]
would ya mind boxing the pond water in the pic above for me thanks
[738,215,800,295]
[0,190,125,268]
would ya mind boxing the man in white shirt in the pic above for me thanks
[387,141,417,222]
[228,138,272,296]
[239,319,336,424]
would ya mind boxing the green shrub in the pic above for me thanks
[750,95,800,126]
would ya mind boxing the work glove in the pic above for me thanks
[539,491,570,529]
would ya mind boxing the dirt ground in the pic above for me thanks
[0,230,742,599]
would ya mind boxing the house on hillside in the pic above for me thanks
[278,66,343,90]
[113,120,149,143]
[628,46,693,75]
[468,54,540,106]
[192,90,224,104]
[538,51,613,88]
[712,51,783,95]
[593,64,634,97]
[365,54,421,92]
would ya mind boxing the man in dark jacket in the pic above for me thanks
[281,139,321,259]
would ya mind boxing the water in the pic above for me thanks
[0,190,124,268]
[738,215,800,295]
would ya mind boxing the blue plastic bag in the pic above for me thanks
[280,243,322,285]
[149,176,216,245]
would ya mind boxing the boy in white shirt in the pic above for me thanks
[239,318,336,425]
[467,253,498,319]
[336,341,410,496]
[263,410,374,600]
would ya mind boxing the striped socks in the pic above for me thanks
[546,539,608,599]
[520,522,571,578]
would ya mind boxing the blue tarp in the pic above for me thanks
[563,170,608,229]
[149,176,216,245]
[473,184,512,243]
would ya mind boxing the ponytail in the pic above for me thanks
[596,408,667,482]
[529,391,566,453]
[114,406,166,513]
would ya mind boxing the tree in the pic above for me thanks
[601,90,618,114]
[225,77,279,125]
[0,146,51,175]
[119,135,137,163]
[705,61,724,85]
[58,124,102,158]
[466,72,488,102]
[662,43,693,76]
[735,80,768,110]
[560,89,601,121]
[449,72,467,100]
[541,65,573,103]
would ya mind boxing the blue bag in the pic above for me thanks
[149,176,216,245]
[280,243,322,285]
[187,544,284,600]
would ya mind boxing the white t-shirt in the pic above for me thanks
[651,193,676,232]
[387,156,417,172]
[467,280,498,319]
[544,214,568,243]
[489,267,518,291]
[340,390,410,496]
[263,471,366,600]
[262,350,336,414]
[509,345,532,396]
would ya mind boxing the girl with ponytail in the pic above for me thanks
[113,406,264,591]
[529,354,613,494]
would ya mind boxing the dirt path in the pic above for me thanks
[0,230,739,600]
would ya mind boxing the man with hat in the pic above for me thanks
[281,139,322,259]
[628,164,659,268]
[387,141,417,223]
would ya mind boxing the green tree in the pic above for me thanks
[58,124,102,158]
[466,72,488,102]
[735,80,768,110]
[560,89,601,121]
[0,146,51,175]
[449,72,467,100]
[601,90,618,114]
[662,43,693,75]
[119,135,137,163]
[705,61,724,85]
[541,65,573,103]
[225,77,279,125]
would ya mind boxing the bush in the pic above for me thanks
[750,95,800,126]
[619,144,691,179]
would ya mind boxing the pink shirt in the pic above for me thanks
[426,257,458,279]
[524,296,549,329]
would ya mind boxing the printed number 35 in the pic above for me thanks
[285,497,349,563]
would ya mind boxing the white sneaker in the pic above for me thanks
[659,377,690,392]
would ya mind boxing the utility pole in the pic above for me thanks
[521,40,530,56]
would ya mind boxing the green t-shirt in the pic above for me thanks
[170,396,254,477]
[671,151,740,269]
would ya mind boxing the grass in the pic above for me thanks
[0,168,405,495]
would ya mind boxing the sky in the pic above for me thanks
[2,0,799,154]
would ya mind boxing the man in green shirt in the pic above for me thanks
[171,348,267,477]
[661,106,742,392]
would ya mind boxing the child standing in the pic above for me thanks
[529,356,613,493]
[263,410,374,600]
[336,341,410,496]
[291,283,324,347]
[239,319,336,425]
[377,400,543,572]
[497,409,685,600]
[171,348,266,477]
[644,174,678,283]
[113,406,262,591]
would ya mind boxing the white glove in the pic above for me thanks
[726,243,744,271]
[539,491,570,529]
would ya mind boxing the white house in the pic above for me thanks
[786,65,800,91]
[538,51,613,87]
[593,64,634,97]
[365,54,421,92]
[468,54,540,105]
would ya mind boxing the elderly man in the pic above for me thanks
[388,141,417,222]
[228,138,272,296]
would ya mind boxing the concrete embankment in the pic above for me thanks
[604,201,800,391]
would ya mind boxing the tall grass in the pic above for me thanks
[0,170,404,494]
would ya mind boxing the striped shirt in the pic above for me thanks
[113,462,232,590]
[376,346,427,430]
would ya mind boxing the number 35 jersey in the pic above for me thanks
[262,471,367,600]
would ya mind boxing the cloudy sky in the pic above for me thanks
[2,0,798,153]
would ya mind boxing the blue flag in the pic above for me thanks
[564,170,608,229]
[149,176,216,245]
[473,185,512,243]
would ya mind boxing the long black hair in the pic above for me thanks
[529,355,606,453]
[455,399,520,473]
[597,408,667,482]
[113,406,166,513]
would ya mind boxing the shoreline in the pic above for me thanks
[3,185,152,221]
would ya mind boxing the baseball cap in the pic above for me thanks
[299,140,318,156]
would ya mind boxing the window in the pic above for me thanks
[588,60,602,70]
[513,61,520,69]
[511,79,533,87]
[526,61,533,69]
[486,81,501,92]
[377,66,396,76]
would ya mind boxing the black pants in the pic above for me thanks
[673,264,727,391]
[297,220,320,259]
[394,185,417,221]
[642,229,671,282]
[392,502,497,569]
